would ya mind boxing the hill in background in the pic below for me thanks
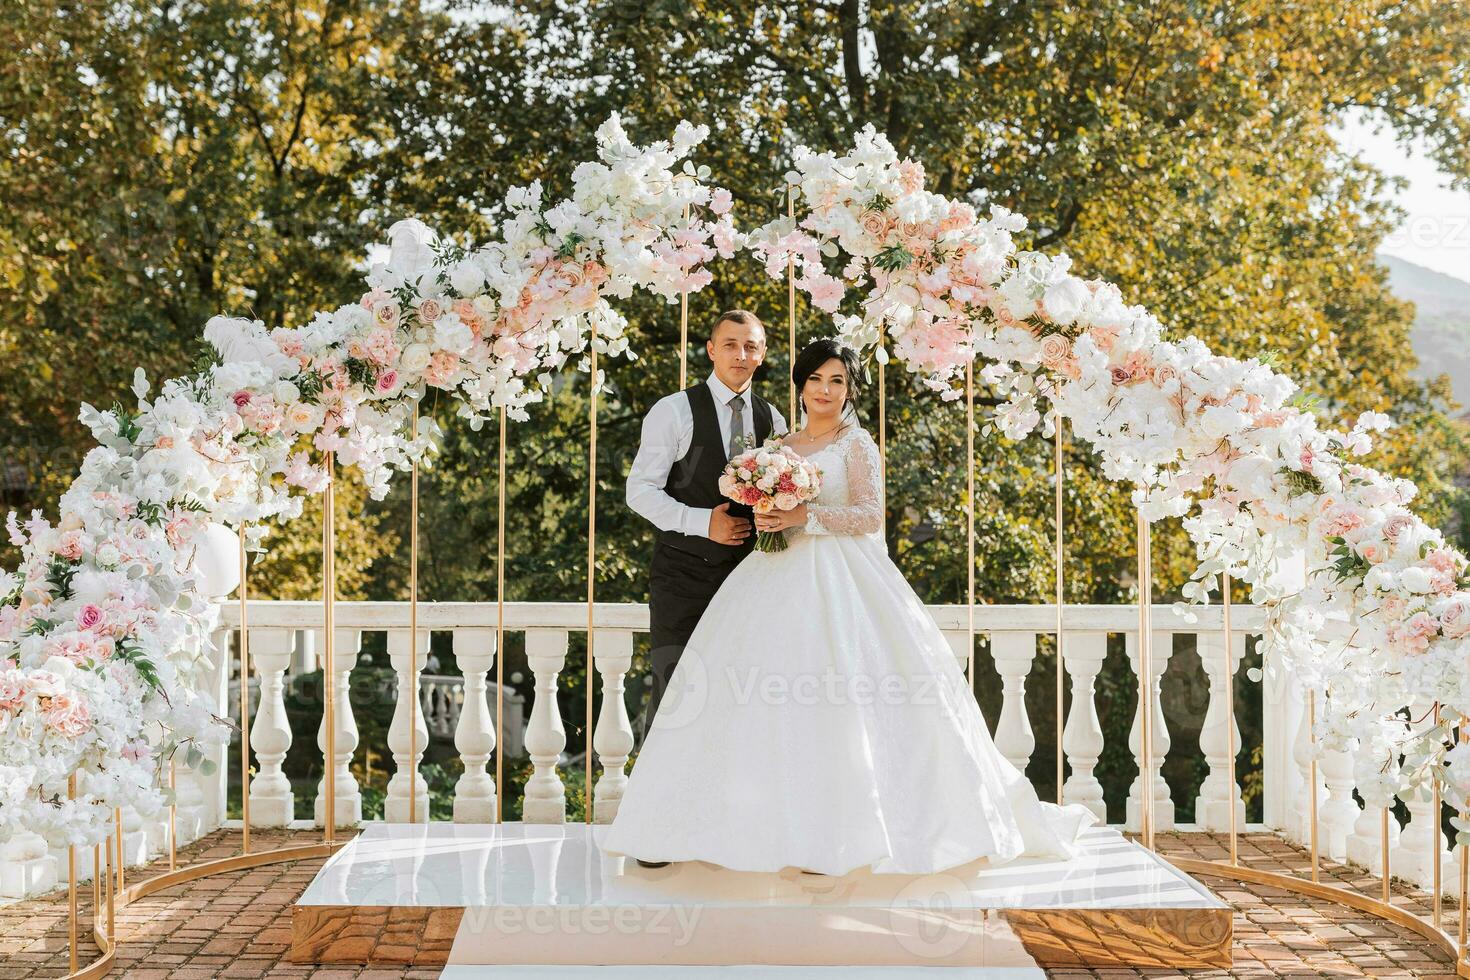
[1383,254,1470,415]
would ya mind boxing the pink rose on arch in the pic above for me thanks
[1425,549,1459,574]
[1381,514,1413,543]
[1109,365,1133,385]
[1379,595,1408,621]
[232,390,253,409]
[898,159,926,194]
[1322,504,1365,538]
[1039,334,1071,369]
[424,351,461,388]
[1088,324,1120,353]
[55,530,84,561]
[0,669,24,710]
[416,297,444,323]
[1396,611,1440,654]
[48,632,103,664]
[44,691,92,737]
[858,208,892,240]
[373,300,401,328]
[940,201,976,233]
[1441,599,1470,639]
[75,604,105,632]
[375,369,400,395]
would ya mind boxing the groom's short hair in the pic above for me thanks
[710,309,764,343]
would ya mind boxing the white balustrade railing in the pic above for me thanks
[14,597,1461,899]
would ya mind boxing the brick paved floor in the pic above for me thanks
[0,829,1463,978]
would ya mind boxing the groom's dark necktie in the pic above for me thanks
[727,393,746,458]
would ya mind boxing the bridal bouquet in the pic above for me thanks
[719,440,822,553]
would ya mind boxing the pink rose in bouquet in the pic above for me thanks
[718,440,822,553]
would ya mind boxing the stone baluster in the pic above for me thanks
[1289,690,1321,847]
[118,805,151,866]
[452,628,499,823]
[523,629,569,823]
[247,628,295,827]
[1319,747,1359,862]
[316,629,362,828]
[991,632,1037,772]
[1393,699,1454,890]
[592,630,636,823]
[943,631,973,673]
[386,627,430,823]
[1194,632,1247,832]
[0,832,57,898]
[1393,784,1452,889]
[1061,631,1108,822]
[1347,740,1400,868]
[177,624,232,843]
[1126,628,1174,833]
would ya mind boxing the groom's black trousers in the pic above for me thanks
[639,540,742,746]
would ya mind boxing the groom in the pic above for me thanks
[626,309,788,746]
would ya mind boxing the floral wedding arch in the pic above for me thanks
[2,115,1467,850]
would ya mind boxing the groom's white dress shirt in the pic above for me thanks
[626,370,789,539]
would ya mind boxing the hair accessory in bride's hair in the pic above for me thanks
[820,334,872,384]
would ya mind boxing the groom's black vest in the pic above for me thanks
[657,381,775,564]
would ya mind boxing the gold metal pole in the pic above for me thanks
[1054,417,1065,804]
[1136,509,1154,851]
[586,341,598,824]
[496,406,506,824]
[1308,689,1319,882]
[92,841,100,922]
[787,184,797,425]
[238,526,250,855]
[1458,718,1467,960]
[113,807,123,895]
[965,360,975,684]
[1381,805,1391,902]
[105,819,114,942]
[323,455,337,842]
[1223,571,1238,867]
[68,774,77,973]
[168,758,177,871]
[680,202,690,390]
[409,404,420,825]
[877,327,887,508]
[1434,702,1443,928]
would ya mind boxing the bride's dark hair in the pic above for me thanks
[792,338,864,425]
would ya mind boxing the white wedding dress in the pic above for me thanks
[601,424,1098,875]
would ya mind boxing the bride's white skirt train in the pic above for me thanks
[601,530,1098,875]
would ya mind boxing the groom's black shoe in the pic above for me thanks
[799,869,828,875]
[636,858,670,868]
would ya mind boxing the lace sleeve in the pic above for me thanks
[804,428,884,536]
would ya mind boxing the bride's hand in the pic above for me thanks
[755,503,807,532]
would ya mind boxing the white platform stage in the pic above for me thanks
[291,822,1230,970]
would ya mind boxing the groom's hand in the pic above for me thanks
[708,503,752,545]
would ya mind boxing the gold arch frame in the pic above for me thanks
[54,300,1470,980]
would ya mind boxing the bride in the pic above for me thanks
[601,338,1098,875]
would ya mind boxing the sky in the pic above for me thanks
[1334,110,1470,285]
